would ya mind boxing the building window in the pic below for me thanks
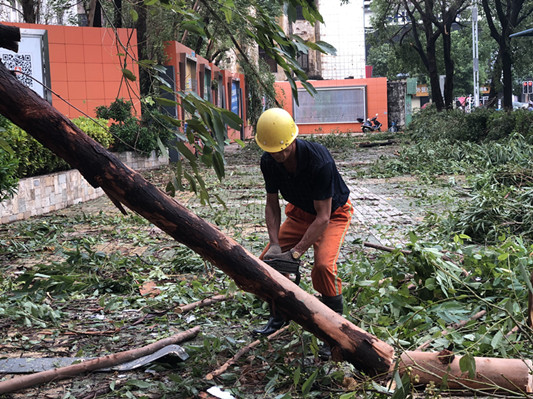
[295,5,304,20]
[259,47,277,72]
[297,52,309,73]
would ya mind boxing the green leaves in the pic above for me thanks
[459,353,476,379]
[121,68,137,81]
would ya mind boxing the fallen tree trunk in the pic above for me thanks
[0,326,201,394]
[399,351,533,394]
[0,24,394,377]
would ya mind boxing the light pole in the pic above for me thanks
[472,0,480,108]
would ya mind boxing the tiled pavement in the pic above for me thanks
[346,181,418,248]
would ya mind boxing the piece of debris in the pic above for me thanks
[0,344,188,373]
[206,386,236,399]
[0,326,200,395]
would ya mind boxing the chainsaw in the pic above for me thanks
[264,258,301,285]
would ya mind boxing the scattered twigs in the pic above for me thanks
[506,325,520,338]
[364,241,412,256]
[64,329,121,336]
[527,273,533,328]
[416,310,487,351]
[176,293,234,314]
[0,326,201,395]
[205,325,290,380]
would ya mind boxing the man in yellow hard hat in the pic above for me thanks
[252,108,353,358]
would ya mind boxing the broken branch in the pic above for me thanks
[399,351,533,394]
[177,293,234,314]
[0,326,200,394]
[206,325,290,380]
[364,241,469,276]
[416,310,487,351]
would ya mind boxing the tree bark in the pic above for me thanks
[399,351,533,394]
[0,31,394,377]
[0,326,201,394]
[19,0,38,23]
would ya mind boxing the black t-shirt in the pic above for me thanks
[260,139,350,215]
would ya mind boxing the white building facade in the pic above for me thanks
[318,0,366,79]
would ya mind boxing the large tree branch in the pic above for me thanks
[0,24,21,53]
[0,327,201,394]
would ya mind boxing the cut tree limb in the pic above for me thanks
[0,326,201,394]
[399,351,533,394]
[206,324,290,380]
[0,24,394,377]
[177,293,234,314]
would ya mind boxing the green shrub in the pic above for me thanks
[407,107,467,141]
[96,98,173,156]
[408,107,533,144]
[0,115,112,179]
[461,107,492,142]
[71,116,114,149]
[486,109,533,142]
[0,121,70,177]
[0,141,19,201]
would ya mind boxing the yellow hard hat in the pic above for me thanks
[255,108,298,153]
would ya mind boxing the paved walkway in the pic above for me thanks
[346,180,418,248]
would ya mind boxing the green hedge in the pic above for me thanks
[407,106,533,143]
[0,116,112,200]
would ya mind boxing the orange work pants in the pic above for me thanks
[260,200,353,297]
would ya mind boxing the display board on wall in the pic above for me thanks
[0,29,51,103]
[293,86,366,124]
[231,81,240,116]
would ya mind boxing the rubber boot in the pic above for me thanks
[318,294,343,360]
[252,305,287,335]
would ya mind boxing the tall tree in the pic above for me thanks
[371,0,468,110]
[481,0,533,110]
[18,0,38,22]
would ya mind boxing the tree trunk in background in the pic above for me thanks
[481,0,533,111]
[442,24,455,109]
[134,0,150,97]
[114,0,123,28]
[19,0,38,23]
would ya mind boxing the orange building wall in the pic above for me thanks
[274,77,388,134]
[6,23,140,119]
[164,41,252,141]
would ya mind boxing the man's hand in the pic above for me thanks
[264,243,282,260]
[275,250,294,262]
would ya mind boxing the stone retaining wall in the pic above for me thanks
[0,151,168,224]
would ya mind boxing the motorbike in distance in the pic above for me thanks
[357,114,382,132]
